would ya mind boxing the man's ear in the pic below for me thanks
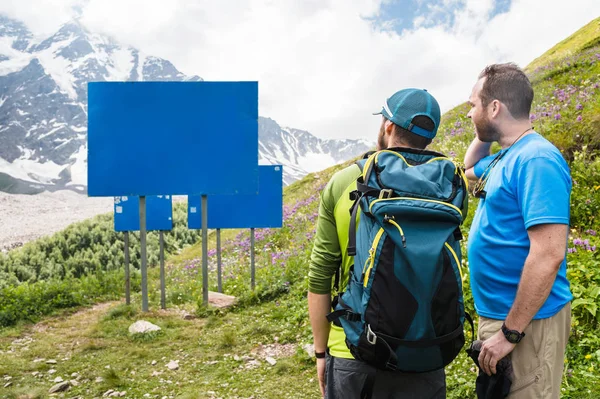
[384,119,395,136]
[490,99,502,119]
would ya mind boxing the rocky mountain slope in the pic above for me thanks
[0,15,372,193]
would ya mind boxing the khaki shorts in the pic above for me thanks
[478,303,571,399]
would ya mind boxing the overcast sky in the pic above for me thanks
[2,0,600,140]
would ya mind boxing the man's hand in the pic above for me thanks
[317,357,326,397]
[478,330,516,376]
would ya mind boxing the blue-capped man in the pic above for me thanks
[464,63,572,398]
[308,88,449,398]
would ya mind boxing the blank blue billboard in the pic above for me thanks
[188,165,283,229]
[114,195,173,232]
[88,81,259,197]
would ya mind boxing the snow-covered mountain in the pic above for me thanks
[0,15,372,193]
[259,117,373,184]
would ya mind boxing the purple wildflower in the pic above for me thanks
[585,229,597,236]
[567,248,577,254]
[577,115,583,122]
[554,113,562,120]
[576,103,583,110]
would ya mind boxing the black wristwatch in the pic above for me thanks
[315,351,326,359]
[501,323,525,344]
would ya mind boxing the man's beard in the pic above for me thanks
[474,114,501,143]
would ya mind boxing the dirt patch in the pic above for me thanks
[251,343,297,359]
[31,301,120,334]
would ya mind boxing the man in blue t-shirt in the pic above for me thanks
[464,63,572,399]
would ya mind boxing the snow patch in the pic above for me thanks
[0,156,64,184]
[0,36,34,76]
[38,125,66,139]
[137,52,147,80]
[105,47,134,81]
[35,34,78,99]
[67,145,87,186]
[70,125,86,132]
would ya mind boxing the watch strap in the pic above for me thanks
[315,351,326,359]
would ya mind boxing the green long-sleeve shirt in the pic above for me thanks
[308,164,361,294]
[308,163,361,358]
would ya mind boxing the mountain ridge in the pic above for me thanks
[0,15,372,193]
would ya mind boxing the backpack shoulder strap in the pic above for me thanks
[347,152,381,257]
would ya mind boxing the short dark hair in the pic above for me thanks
[390,115,433,149]
[478,63,533,120]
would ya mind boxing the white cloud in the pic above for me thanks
[1,0,78,38]
[2,0,600,141]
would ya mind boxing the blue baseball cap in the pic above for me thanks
[374,88,441,139]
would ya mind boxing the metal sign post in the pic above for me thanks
[115,195,173,311]
[124,231,130,305]
[139,196,149,312]
[187,166,283,294]
[201,195,209,305]
[160,231,166,310]
[217,228,222,293]
[251,227,255,290]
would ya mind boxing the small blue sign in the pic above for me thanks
[88,81,259,197]
[114,195,173,232]
[188,165,283,229]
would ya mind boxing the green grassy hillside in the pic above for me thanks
[2,17,600,399]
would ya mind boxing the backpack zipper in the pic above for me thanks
[369,197,463,216]
[362,227,385,287]
[383,214,406,248]
[444,242,464,288]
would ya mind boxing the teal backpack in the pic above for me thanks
[327,147,473,373]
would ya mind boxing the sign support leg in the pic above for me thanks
[160,230,166,310]
[217,228,222,293]
[202,195,209,305]
[140,196,148,312]
[251,227,255,290]
[124,231,130,305]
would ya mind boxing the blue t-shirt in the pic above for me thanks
[468,132,573,319]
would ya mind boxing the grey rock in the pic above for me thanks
[166,360,179,370]
[48,381,70,393]
[128,320,161,334]
[265,356,277,366]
